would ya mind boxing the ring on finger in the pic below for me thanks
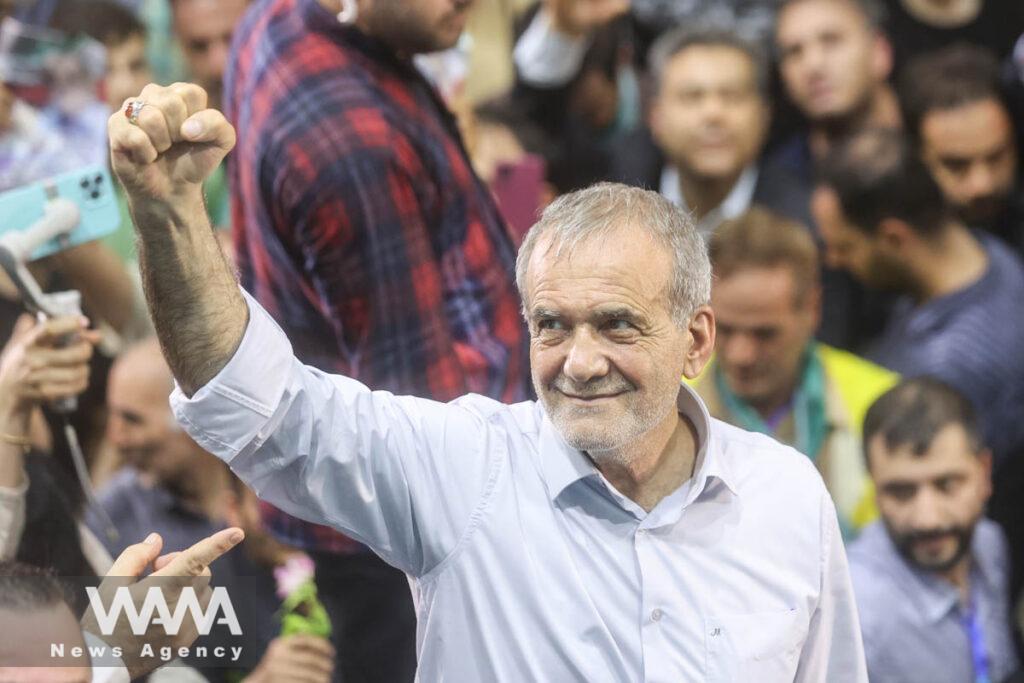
[124,99,147,126]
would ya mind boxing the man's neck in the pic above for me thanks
[591,413,699,512]
[678,168,744,222]
[809,84,901,161]
[909,224,989,303]
[941,554,973,605]
[748,377,800,423]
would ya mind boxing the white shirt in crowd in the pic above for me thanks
[172,290,868,682]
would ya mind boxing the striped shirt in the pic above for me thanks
[849,520,1019,683]
[868,233,1024,463]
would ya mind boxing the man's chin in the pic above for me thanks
[902,535,970,574]
[552,415,626,453]
[908,550,962,573]
[960,202,1005,226]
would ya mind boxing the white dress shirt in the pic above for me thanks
[172,291,867,682]
[659,164,760,240]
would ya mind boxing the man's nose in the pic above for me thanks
[800,44,828,76]
[907,488,948,530]
[562,329,610,384]
[965,163,996,198]
[722,333,758,368]
[208,42,231,78]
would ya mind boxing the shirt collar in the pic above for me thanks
[659,164,759,239]
[539,382,738,504]
[878,523,1001,624]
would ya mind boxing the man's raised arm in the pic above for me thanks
[108,83,245,396]
[107,85,503,578]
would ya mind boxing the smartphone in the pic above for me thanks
[0,163,120,260]
[491,154,546,245]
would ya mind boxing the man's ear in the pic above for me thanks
[978,448,994,501]
[803,283,822,331]
[682,306,715,379]
[872,32,894,82]
[877,217,914,252]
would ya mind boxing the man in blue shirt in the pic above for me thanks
[849,378,1019,683]
[812,127,1024,464]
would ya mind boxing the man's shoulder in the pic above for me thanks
[451,395,543,434]
[847,521,897,569]
[712,420,827,494]
[974,518,1011,579]
[981,233,1024,291]
[232,6,411,156]
[846,523,908,620]
[818,343,899,421]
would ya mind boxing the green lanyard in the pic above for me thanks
[714,344,829,460]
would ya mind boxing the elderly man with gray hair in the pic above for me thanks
[106,82,867,681]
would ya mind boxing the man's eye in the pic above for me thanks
[537,319,565,331]
[606,319,635,332]
[884,486,915,502]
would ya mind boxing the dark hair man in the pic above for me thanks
[849,378,1019,683]
[771,0,901,182]
[812,127,1024,463]
[627,27,812,236]
[695,207,896,538]
[899,43,1023,251]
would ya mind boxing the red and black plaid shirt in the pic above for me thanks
[225,0,530,554]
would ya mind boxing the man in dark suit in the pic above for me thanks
[610,26,813,235]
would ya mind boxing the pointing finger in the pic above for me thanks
[156,527,244,577]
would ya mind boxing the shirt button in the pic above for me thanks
[651,609,663,622]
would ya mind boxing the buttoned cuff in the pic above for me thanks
[170,288,295,462]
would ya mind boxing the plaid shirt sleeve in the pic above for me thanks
[272,112,475,400]
[228,0,529,553]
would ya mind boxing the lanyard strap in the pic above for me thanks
[962,599,992,683]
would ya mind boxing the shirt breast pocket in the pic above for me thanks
[705,609,805,682]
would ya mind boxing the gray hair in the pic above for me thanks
[515,183,712,327]
[649,25,770,98]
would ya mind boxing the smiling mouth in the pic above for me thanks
[560,392,623,402]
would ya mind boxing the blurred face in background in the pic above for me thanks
[362,0,474,55]
[0,602,89,682]
[869,424,991,575]
[106,346,210,498]
[172,0,249,108]
[652,45,768,184]
[812,185,912,292]
[104,35,152,113]
[776,0,891,123]
[919,98,1017,226]
[712,266,819,412]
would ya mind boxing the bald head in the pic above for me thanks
[107,337,202,483]
[112,337,174,397]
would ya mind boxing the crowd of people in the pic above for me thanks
[1,0,1024,681]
